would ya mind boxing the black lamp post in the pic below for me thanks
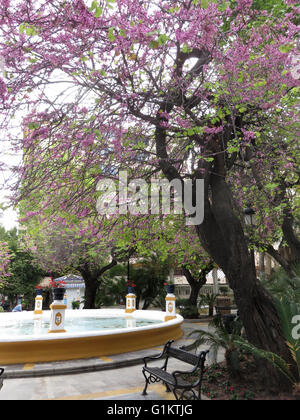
[127,256,130,285]
[243,204,256,270]
[243,204,256,227]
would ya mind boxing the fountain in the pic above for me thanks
[0,309,183,365]
[0,285,182,365]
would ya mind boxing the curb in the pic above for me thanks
[3,359,145,379]
[2,320,209,380]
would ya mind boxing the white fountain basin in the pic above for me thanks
[0,309,183,365]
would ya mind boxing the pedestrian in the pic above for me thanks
[12,303,23,312]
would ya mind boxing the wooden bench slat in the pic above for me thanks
[167,347,199,366]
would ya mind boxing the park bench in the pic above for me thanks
[0,368,4,391]
[142,340,209,400]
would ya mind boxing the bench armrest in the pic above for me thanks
[171,365,198,387]
[171,350,209,387]
[143,340,174,369]
[0,368,4,376]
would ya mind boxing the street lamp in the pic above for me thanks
[243,203,256,227]
[243,204,256,270]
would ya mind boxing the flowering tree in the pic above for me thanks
[0,242,11,287]
[0,0,299,389]
[49,278,66,288]
[136,216,215,305]
[22,215,119,308]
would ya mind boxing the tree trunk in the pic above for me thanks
[195,174,298,390]
[182,264,213,306]
[189,282,202,306]
[266,245,295,279]
[83,276,99,309]
[154,74,298,390]
[282,214,300,265]
[79,259,117,309]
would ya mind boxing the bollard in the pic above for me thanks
[165,289,177,322]
[34,294,43,316]
[48,288,67,333]
[125,291,136,314]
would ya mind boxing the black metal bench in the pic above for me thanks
[0,368,4,391]
[142,340,209,400]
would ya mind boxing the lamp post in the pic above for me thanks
[243,204,256,227]
[127,255,130,286]
[243,204,256,270]
[125,249,136,313]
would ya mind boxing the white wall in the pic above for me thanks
[65,288,85,309]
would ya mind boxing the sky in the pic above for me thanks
[0,139,21,231]
[0,155,20,231]
[0,207,18,230]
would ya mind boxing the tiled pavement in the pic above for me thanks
[0,320,222,400]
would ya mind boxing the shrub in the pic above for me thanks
[71,300,80,310]
[179,304,199,319]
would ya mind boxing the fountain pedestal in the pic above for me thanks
[165,293,177,322]
[48,301,67,333]
[34,295,43,317]
[48,291,67,333]
[125,292,136,314]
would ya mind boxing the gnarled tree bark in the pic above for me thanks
[154,92,298,391]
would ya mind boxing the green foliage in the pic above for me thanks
[235,337,296,384]
[188,315,244,376]
[262,264,300,303]
[262,265,300,380]
[188,313,297,384]
[0,226,45,308]
[199,292,218,316]
[180,305,199,319]
[151,293,166,311]
[71,300,81,309]
[219,286,229,296]
[275,298,300,378]
[177,299,199,319]
[95,257,168,309]
[190,306,299,385]
[95,271,127,308]
[129,257,168,309]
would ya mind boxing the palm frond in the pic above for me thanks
[234,337,296,384]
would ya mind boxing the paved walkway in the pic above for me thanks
[0,320,222,400]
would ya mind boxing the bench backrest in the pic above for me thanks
[167,347,204,367]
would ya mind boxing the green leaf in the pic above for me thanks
[90,0,98,10]
[182,44,192,54]
[28,122,40,130]
[279,44,294,54]
[149,40,159,49]
[94,6,103,18]
[19,23,26,34]
[265,183,279,190]
[108,27,115,42]
[158,34,169,45]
